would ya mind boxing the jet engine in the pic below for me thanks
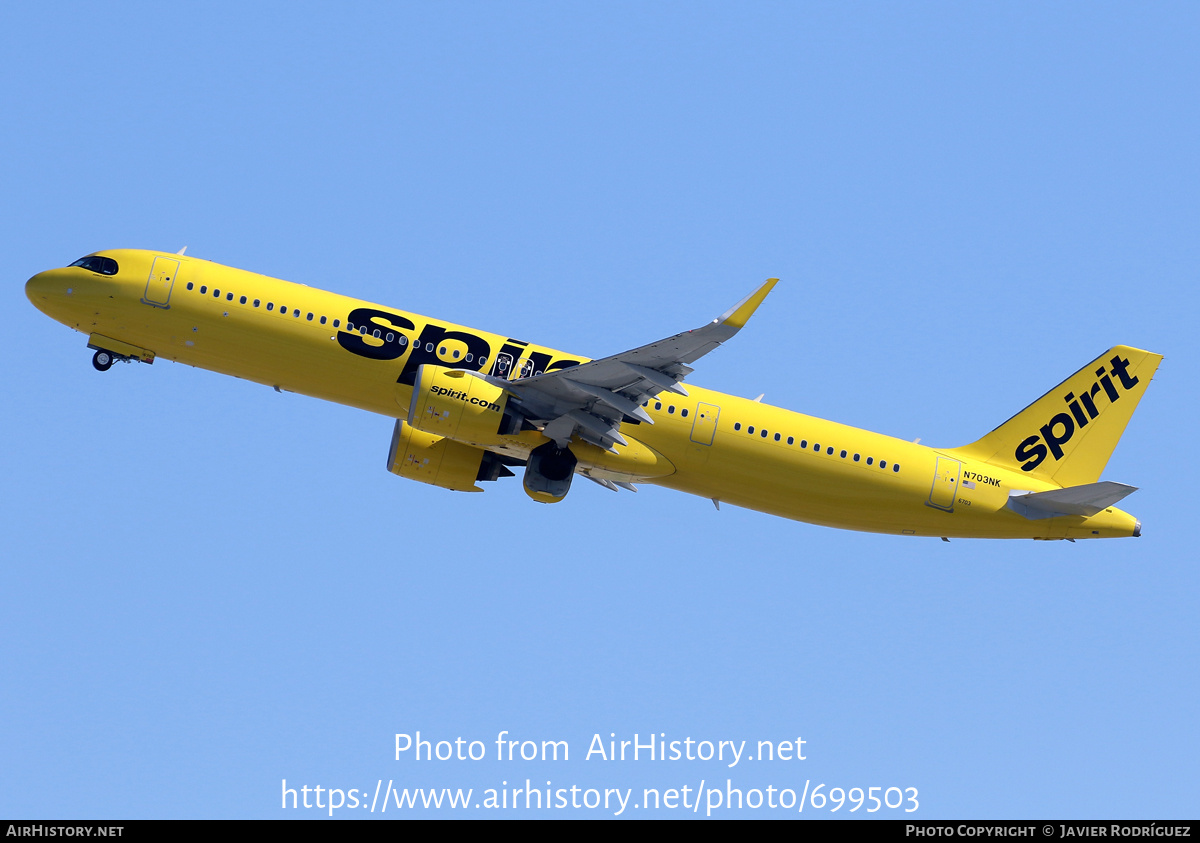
[387,419,514,492]
[523,441,577,503]
[408,365,524,447]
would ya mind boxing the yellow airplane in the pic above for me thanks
[26,249,1162,540]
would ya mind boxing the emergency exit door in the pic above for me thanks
[689,402,721,446]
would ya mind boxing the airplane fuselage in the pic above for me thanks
[26,249,1152,539]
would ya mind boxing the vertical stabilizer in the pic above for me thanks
[953,346,1161,487]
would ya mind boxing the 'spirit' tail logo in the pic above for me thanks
[1014,355,1139,472]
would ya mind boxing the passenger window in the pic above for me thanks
[479,356,487,366]
[307,312,313,321]
[681,408,688,417]
[853,454,860,462]
[734,423,742,431]
[294,310,300,318]
[760,430,767,438]
[655,402,662,411]
[813,443,819,451]
[880,460,887,469]
[214,289,220,297]
[200,286,208,294]
[787,436,794,445]
[748,426,755,434]
[320,316,327,325]
[668,406,675,414]
[333,319,340,328]
[800,440,807,448]
[893,464,900,472]
[281,307,288,315]
[827,447,834,455]
[267,303,274,311]
[254,299,261,307]
[840,450,847,458]
[774,433,781,441]
[240,296,247,304]
[187,282,194,291]
[226,292,233,301]
[866,457,873,465]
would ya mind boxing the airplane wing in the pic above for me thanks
[468,278,778,452]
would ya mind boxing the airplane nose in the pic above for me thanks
[25,269,71,318]
[25,271,51,305]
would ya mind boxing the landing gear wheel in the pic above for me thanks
[92,350,114,372]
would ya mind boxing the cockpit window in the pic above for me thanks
[69,256,119,275]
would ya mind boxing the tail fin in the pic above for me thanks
[953,346,1162,487]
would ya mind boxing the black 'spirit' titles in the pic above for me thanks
[336,307,414,360]
[336,306,581,385]
[1015,355,1140,472]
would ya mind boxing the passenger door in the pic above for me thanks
[142,257,179,308]
[926,456,962,512]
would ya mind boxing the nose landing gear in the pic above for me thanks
[86,334,155,371]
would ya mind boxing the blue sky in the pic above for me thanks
[3,1,1197,819]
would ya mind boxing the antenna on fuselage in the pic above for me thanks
[176,246,187,255]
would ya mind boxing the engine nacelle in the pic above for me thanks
[408,365,523,446]
[523,441,578,503]
[387,419,512,492]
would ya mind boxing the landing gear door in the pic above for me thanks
[143,257,179,308]
[926,456,962,512]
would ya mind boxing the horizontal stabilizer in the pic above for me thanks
[1007,481,1138,520]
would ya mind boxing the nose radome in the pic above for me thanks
[25,270,52,304]
[25,269,74,318]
